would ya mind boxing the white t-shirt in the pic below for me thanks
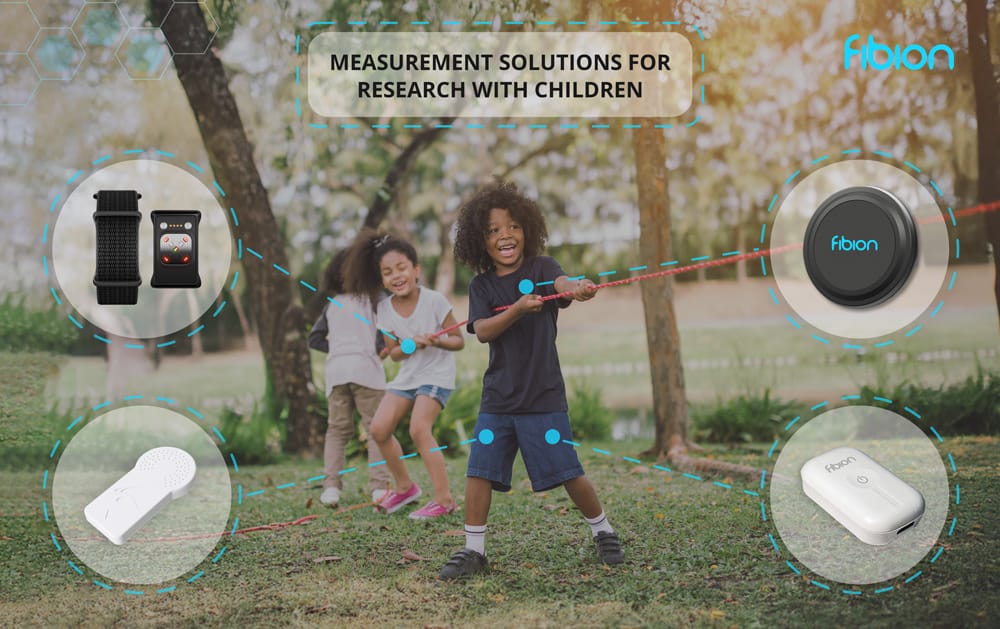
[376,287,457,390]
[323,294,386,394]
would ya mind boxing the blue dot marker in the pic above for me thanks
[518,279,535,295]
[479,428,495,445]
[545,428,560,445]
[400,338,417,355]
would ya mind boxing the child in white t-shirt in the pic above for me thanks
[308,249,390,507]
[344,231,464,519]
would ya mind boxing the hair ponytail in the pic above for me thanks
[343,228,420,311]
[321,248,349,297]
[343,228,384,311]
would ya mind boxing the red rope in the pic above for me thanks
[59,496,390,544]
[428,198,1000,339]
[60,514,321,544]
[431,242,803,337]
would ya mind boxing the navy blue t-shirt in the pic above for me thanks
[467,256,571,414]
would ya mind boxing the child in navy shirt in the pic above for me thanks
[439,182,625,578]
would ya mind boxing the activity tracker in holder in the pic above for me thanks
[151,210,201,289]
[92,190,142,305]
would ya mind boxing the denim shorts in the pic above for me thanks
[387,384,453,408]
[466,412,585,492]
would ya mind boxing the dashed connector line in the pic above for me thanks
[239,434,765,506]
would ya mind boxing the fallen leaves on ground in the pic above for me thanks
[400,549,429,562]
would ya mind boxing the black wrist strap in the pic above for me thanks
[93,190,142,305]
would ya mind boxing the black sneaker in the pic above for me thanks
[438,548,489,579]
[594,531,625,564]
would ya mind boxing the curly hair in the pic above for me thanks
[321,248,349,296]
[453,181,548,274]
[342,228,419,311]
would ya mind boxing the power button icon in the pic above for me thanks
[803,186,918,307]
[856,475,869,485]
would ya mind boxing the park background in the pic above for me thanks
[1,0,999,626]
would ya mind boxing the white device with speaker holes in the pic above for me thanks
[800,446,925,546]
[84,447,197,545]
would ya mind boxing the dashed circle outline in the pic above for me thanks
[41,149,243,346]
[758,394,959,596]
[40,395,242,595]
[760,150,960,350]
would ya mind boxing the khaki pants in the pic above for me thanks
[324,384,391,493]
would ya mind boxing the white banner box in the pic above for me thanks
[307,31,693,118]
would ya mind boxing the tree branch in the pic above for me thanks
[496,134,576,180]
[363,117,455,229]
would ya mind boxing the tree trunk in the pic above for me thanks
[152,0,323,455]
[187,292,203,357]
[967,0,1000,326]
[632,123,762,481]
[631,122,690,459]
[228,289,257,351]
[735,215,747,283]
[105,336,155,399]
[434,215,456,299]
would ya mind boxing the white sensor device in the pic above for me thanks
[84,447,197,545]
[800,446,924,546]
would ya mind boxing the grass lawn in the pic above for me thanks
[2,440,997,627]
[3,355,999,627]
[9,270,1000,626]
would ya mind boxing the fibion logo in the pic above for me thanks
[843,34,955,71]
[825,456,857,473]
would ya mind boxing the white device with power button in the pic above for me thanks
[800,446,924,546]
[84,447,197,545]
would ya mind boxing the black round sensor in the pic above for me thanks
[803,186,917,307]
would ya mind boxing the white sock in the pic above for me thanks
[585,511,614,537]
[465,524,487,555]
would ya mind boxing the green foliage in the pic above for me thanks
[691,389,803,443]
[0,298,78,353]
[217,403,286,465]
[567,382,612,440]
[436,380,482,448]
[207,0,240,46]
[854,366,1000,435]
[4,436,1000,624]
[0,351,67,470]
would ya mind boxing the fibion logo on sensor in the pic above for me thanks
[825,455,857,473]
[843,34,955,71]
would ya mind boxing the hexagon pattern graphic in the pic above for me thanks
[0,52,41,105]
[161,2,218,54]
[115,26,172,79]
[73,3,127,48]
[115,0,161,28]
[27,0,86,27]
[0,3,41,53]
[28,27,85,79]
[4,1,220,89]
